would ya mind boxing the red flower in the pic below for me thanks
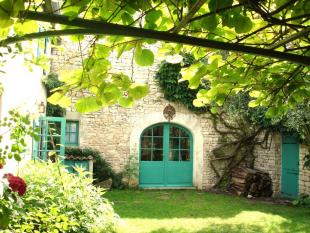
[4,173,27,196]
[0,164,3,169]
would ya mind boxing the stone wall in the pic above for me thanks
[299,145,310,195]
[51,39,298,192]
[254,133,282,196]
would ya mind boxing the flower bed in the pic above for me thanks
[0,161,119,232]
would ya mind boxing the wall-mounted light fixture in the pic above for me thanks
[38,101,46,114]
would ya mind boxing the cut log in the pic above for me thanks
[231,177,246,184]
[230,167,273,197]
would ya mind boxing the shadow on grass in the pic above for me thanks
[150,224,265,233]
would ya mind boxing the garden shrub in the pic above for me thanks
[111,172,124,189]
[65,147,139,189]
[122,154,139,188]
[5,161,119,233]
[65,147,115,184]
[292,193,310,208]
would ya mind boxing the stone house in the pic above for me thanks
[49,40,310,197]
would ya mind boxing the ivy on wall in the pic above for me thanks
[155,57,305,139]
[155,56,310,187]
[43,74,65,117]
[155,55,209,114]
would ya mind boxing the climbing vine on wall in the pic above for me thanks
[156,56,310,187]
[155,55,209,114]
[155,58,273,188]
[43,74,65,117]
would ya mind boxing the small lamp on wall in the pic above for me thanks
[38,101,46,115]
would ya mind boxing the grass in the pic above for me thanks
[104,190,310,233]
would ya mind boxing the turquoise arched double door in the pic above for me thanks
[139,123,193,188]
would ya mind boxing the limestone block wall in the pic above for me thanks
[51,39,283,190]
[255,134,310,196]
[299,145,310,195]
[254,133,282,196]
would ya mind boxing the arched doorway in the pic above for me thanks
[139,123,193,187]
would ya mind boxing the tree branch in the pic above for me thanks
[267,27,310,49]
[0,11,307,66]
[270,0,298,15]
[172,0,207,33]
[188,3,243,23]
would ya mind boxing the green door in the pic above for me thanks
[32,117,66,161]
[281,134,299,198]
[139,123,193,188]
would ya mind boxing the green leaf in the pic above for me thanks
[222,12,236,28]
[134,49,154,66]
[208,54,222,71]
[208,0,233,12]
[102,84,122,103]
[0,8,13,28]
[265,107,278,118]
[14,20,39,35]
[62,6,80,20]
[234,15,253,33]
[14,153,21,161]
[121,12,134,25]
[210,106,219,114]
[193,97,209,107]
[215,95,225,106]
[292,200,299,206]
[197,89,209,98]
[128,84,149,99]
[59,70,82,85]
[0,206,11,228]
[201,15,218,32]
[118,97,134,108]
[75,97,102,113]
[112,74,132,90]
[249,90,261,98]
[181,63,200,81]
[0,27,9,40]
[47,92,71,108]
[94,44,111,58]
[248,100,259,107]
[145,10,162,23]
[189,65,208,89]
[12,0,24,17]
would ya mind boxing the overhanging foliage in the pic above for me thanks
[0,0,308,117]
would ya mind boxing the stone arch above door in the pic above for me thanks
[130,112,204,189]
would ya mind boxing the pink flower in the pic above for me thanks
[4,173,27,196]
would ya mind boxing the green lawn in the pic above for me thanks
[104,190,310,233]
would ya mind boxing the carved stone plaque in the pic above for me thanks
[163,104,176,121]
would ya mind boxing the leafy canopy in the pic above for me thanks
[0,0,309,116]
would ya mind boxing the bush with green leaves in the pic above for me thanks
[5,161,119,233]
[0,109,39,165]
[0,171,26,229]
[122,154,139,188]
[65,147,116,184]
[292,194,310,208]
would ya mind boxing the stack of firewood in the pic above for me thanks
[231,167,273,197]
